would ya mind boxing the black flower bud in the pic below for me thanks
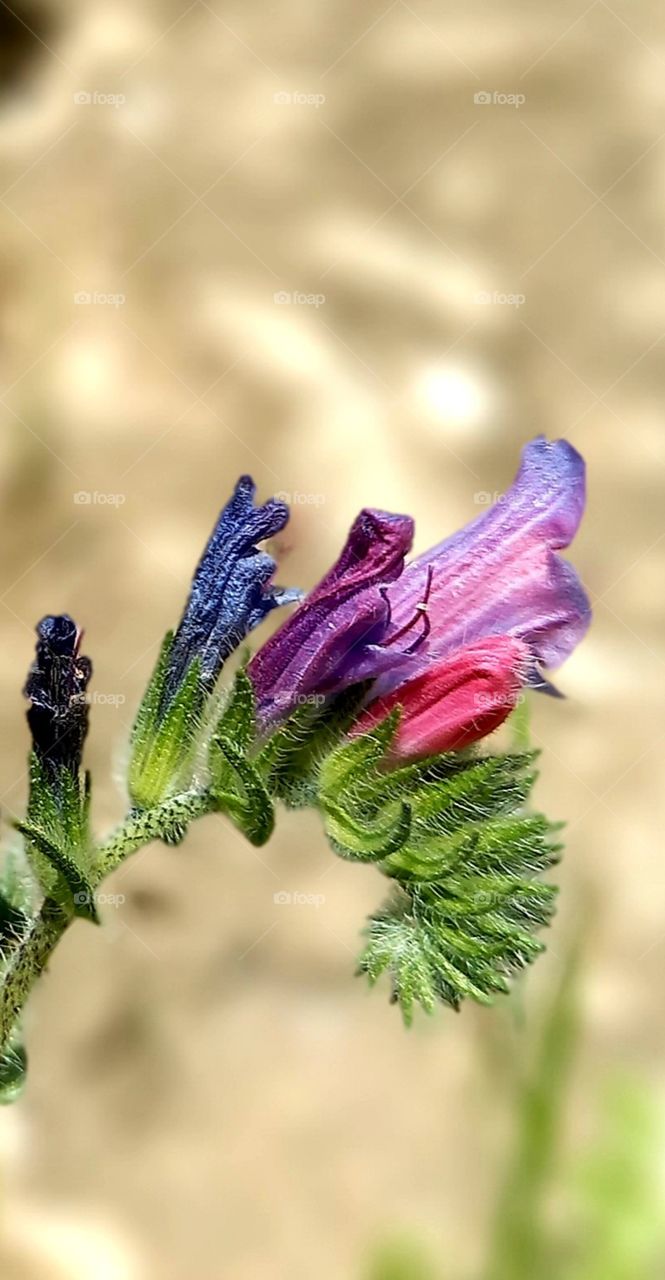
[24,615,92,781]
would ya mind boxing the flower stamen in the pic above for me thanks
[380,564,433,654]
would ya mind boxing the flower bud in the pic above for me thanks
[352,636,530,762]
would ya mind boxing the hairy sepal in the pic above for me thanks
[312,722,559,1019]
[128,638,205,809]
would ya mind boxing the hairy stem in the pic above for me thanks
[97,789,216,873]
[0,788,217,1055]
[0,897,69,1051]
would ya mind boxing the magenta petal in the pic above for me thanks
[248,508,414,725]
[381,436,590,683]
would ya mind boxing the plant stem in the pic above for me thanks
[0,897,69,1051]
[0,788,217,1055]
[96,789,215,874]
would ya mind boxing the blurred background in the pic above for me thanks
[0,0,664,1276]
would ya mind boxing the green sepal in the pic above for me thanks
[26,755,91,858]
[383,812,560,883]
[128,630,173,752]
[257,683,371,807]
[358,796,559,1023]
[21,755,93,909]
[311,733,561,1019]
[128,640,205,809]
[210,738,274,846]
[323,797,412,862]
[214,666,256,754]
[318,709,400,802]
[315,711,414,861]
[15,822,99,922]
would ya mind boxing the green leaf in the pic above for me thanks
[485,938,582,1280]
[16,823,99,922]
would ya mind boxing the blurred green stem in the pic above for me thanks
[484,943,581,1280]
[0,896,68,1049]
[0,788,216,1055]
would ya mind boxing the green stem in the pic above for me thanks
[0,898,69,1051]
[0,788,217,1055]
[96,789,216,874]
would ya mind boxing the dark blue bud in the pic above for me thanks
[24,615,92,780]
[162,476,299,709]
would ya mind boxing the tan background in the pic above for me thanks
[0,1,664,1277]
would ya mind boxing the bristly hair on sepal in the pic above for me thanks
[128,478,300,811]
[308,711,560,1020]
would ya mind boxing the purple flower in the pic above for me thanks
[249,436,590,725]
[247,508,414,724]
[162,476,299,710]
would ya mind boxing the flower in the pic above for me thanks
[23,615,92,783]
[129,476,300,809]
[350,636,531,761]
[371,434,589,697]
[162,475,299,711]
[247,507,414,724]
[249,436,590,739]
